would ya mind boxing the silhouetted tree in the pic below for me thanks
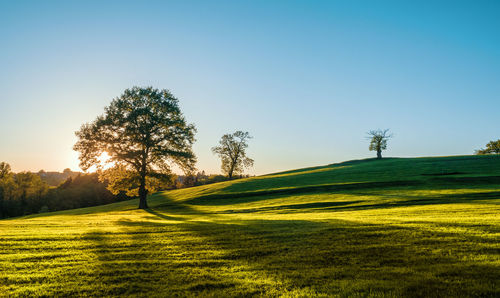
[476,139,500,155]
[182,173,197,187]
[367,129,393,159]
[0,162,11,179]
[74,86,196,209]
[59,176,73,189]
[212,131,254,179]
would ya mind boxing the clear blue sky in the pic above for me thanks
[1,0,499,174]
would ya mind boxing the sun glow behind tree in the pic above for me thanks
[84,152,115,173]
[73,86,196,209]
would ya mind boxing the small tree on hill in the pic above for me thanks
[476,139,500,155]
[212,131,254,179]
[367,129,393,159]
[74,86,196,209]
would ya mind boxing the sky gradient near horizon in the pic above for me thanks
[1,0,499,175]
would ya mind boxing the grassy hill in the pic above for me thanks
[1,155,499,297]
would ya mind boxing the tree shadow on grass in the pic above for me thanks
[218,200,365,214]
[327,190,500,213]
[80,231,146,296]
[82,226,204,296]
[96,198,500,297]
[184,180,423,206]
[141,208,183,221]
[183,176,500,208]
[198,190,500,215]
[190,156,500,203]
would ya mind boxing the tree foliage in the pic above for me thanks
[0,162,11,179]
[99,165,177,197]
[476,139,500,155]
[0,164,48,218]
[367,129,393,159]
[74,86,196,209]
[46,173,116,211]
[212,131,254,178]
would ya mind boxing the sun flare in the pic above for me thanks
[85,151,115,172]
[98,152,115,170]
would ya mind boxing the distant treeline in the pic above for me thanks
[37,168,80,186]
[0,163,250,219]
[0,170,124,219]
[36,168,241,189]
[176,171,251,188]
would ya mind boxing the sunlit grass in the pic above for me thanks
[1,155,499,296]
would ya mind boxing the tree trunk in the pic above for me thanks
[377,149,382,159]
[228,162,234,179]
[138,175,148,209]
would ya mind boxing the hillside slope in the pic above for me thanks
[1,155,499,296]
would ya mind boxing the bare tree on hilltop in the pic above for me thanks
[367,129,393,159]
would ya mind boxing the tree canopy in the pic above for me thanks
[74,86,196,209]
[0,162,11,179]
[367,129,393,159]
[212,131,254,179]
[476,139,500,155]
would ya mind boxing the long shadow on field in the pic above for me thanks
[83,225,206,295]
[81,230,146,296]
[218,200,365,214]
[143,208,184,220]
[195,191,500,215]
[107,195,500,297]
[196,155,500,202]
[184,180,423,206]
[404,220,500,234]
[328,191,500,213]
[184,176,500,208]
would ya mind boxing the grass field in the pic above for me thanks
[1,155,499,297]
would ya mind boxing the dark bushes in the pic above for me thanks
[0,172,130,219]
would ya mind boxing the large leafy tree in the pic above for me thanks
[476,139,500,155]
[367,129,393,159]
[74,87,196,209]
[212,131,254,179]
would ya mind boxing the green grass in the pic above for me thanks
[1,155,499,297]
